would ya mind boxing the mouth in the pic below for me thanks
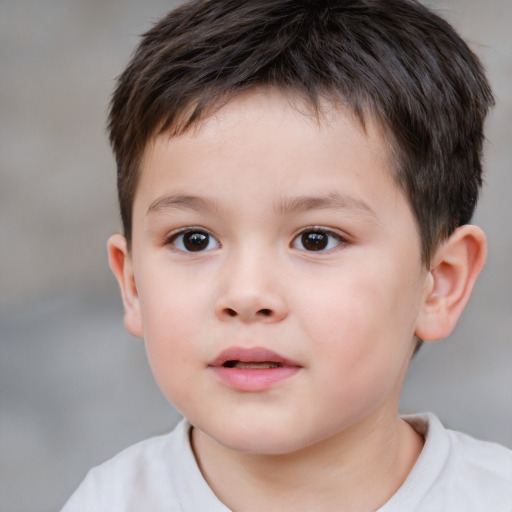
[209,346,299,369]
[222,360,283,369]
[209,346,301,392]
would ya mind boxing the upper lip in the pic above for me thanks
[209,346,301,368]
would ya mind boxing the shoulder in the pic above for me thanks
[447,425,512,471]
[61,420,187,512]
[386,413,512,512]
[61,419,230,512]
[442,425,512,503]
[426,413,512,486]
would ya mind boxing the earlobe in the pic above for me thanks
[414,225,487,342]
[107,234,144,338]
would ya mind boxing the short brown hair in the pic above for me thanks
[108,0,493,263]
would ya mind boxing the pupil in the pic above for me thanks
[302,232,327,251]
[183,232,209,251]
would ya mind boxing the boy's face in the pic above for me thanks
[118,90,431,454]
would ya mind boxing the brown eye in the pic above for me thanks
[170,229,219,252]
[183,232,209,251]
[292,229,344,252]
[302,231,328,251]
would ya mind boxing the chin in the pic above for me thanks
[201,418,320,456]
[220,435,303,455]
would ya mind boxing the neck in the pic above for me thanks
[191,409,424,512]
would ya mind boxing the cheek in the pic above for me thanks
[298,274,389,350]
[138,261,211,339]
[136,272,210,398]
[299,268,416,380]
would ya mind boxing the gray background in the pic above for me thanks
[1,1,510,511]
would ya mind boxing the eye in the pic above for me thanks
[168,229,220,252]
[292,229,345,252]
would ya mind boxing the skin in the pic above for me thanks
[109,89,487,511]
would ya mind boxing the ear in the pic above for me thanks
[415,225,487,342]
[107,234,143,338]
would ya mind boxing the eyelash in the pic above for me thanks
[165,227,348,253]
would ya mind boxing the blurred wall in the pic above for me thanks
[1,1,511,511]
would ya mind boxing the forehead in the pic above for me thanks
[136,89,403,214]
[144,88,395,172]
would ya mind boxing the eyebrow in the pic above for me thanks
[147,194,219,215]
[147,191,377,220]
[276,192,377,220]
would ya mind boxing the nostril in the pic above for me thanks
[219,306,275,320]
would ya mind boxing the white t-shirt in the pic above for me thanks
[61,413,512,512]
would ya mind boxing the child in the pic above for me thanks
[62,0,512,510]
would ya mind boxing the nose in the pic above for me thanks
[214,250,288,324]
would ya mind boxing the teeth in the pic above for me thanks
[225,361,282,369]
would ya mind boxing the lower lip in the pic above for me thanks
[210,366,300,392]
